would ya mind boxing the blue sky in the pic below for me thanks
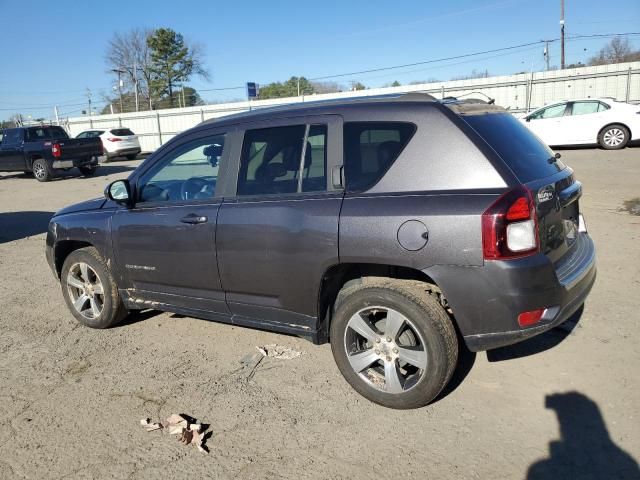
[1,0,638,120]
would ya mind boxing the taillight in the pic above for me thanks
[482,186,539,260]
[51,143,61,158]
[107,137,122,142]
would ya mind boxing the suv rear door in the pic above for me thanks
[216,115,343,330]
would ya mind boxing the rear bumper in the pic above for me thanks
[52,156,99,169]
[427,233,596,352]
[107,147,141,157]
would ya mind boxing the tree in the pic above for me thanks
[105,28,154,110]
[258,76,315,99]
[147,28,209,108]
[350,81,366,91]
[588,37,640,66]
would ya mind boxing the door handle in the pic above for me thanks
[180,214,208,224]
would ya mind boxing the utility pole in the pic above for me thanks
[54,105,60,125]
[544,40,550,71]
[112,68,125,113]
[86,88,92,117]
[134,62,139,112]
[297,77,301,96]
[560,0,565,69]
[181,77,186,108]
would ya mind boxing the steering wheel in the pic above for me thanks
[180,177,208,200]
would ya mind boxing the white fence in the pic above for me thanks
[65,61,640,152]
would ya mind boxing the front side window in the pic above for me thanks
[238,124,329,196]
[138,134,225,203]
[344,122,416,192]
[529,103,567,120]
[571,101,600,116]
[0,129,22,146]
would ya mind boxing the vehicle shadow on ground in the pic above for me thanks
[0,211,54,244]
[52,165,136,180]
[486,306,584,362]
[527,392,640,479]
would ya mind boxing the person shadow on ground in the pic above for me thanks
[527,392,639,479]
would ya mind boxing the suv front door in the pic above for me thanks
[217,115,343,332]
[111,129,231,316]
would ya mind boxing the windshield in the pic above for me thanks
[462,112,566,183]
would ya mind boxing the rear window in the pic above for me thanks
[110,128,134,136]
[26,126,68,141]
[344,122,416,191]
[462,113,565,183]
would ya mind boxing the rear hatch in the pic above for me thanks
[109,128,140,149]
[460,109,582,265]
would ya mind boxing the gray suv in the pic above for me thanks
[46,93,596,409]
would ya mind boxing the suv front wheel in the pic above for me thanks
[60,247,127,329]
[330,279,458,409]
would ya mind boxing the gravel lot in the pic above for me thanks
[1,149,639,479]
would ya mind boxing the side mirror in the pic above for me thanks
[525,116,531,122]
[105,179,133,206]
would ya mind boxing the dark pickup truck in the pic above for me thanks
[0,125,102,181]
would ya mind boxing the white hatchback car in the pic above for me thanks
[521,98,640,149]
[76,128,141,161]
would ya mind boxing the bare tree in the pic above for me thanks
[589,37,640,66]
[105,28,154,109]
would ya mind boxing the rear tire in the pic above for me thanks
[60,247,127,329]
[32,159,51,182]
[598,124,629,150]
[330,279,458,409]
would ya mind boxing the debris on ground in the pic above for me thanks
[140,418,163,432]
[139,413,209,453]
[256,344,304,360]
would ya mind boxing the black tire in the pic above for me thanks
[60,247,127,329]
[330,279,458,409]
[598,124,629,150]
[78,165,97,177]
[32,158,51,182]
[125,154,138,160]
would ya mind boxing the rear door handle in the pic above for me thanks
[180,214,208,224]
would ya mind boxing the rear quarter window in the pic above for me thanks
[462,113,566,183]
[344,122,416,192]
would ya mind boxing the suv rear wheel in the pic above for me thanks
[330,279,458,409]
[60,247,127,329]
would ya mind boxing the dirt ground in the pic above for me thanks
[1,149,638,479]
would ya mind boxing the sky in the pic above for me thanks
[0,0,638,121]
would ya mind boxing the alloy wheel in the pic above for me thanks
[33,162,46,180]
[343,306,428,394]
[603,128,625,147]
[66,262,104,319]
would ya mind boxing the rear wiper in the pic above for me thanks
[547,152,562,164]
